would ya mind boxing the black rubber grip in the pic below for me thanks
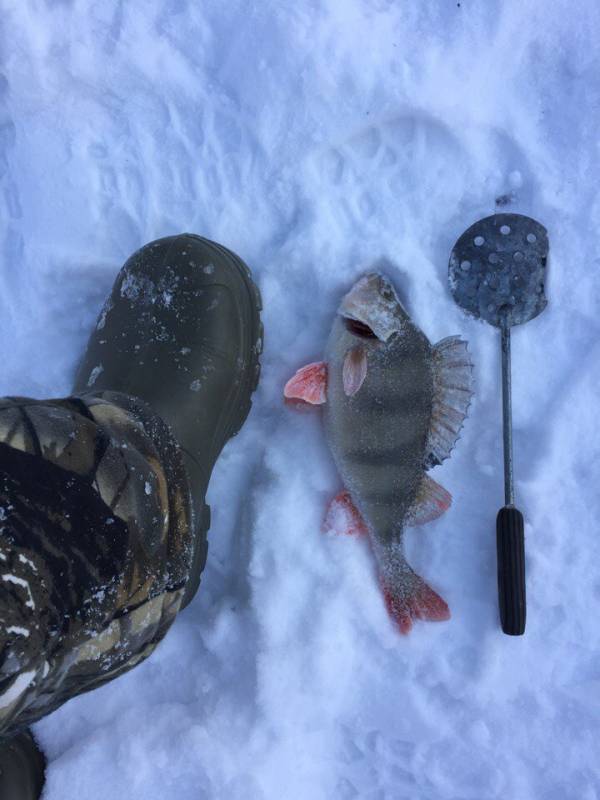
[496,506,526,635]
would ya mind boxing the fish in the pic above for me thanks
[284,272,473,634]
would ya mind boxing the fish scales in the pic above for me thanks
[324,316,433,542]
[284,272,473,634]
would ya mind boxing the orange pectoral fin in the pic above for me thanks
[284,361,328,405]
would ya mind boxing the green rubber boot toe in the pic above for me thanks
[73,234,263,606]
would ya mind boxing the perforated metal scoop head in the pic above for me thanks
[449,213,548,328]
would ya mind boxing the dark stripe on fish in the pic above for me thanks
[349,387,431,414]
[345,442,425,465]
[343,407,430,437]
[361,481,417,507]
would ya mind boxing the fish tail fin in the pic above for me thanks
[380,560,450,635]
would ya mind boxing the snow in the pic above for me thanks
[0,670,36,710]
[0,0,599,798]
[86,364,104,388]
[6,625,30,638]
[2,573,35,610]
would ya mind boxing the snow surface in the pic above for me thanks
[1,1,599,798]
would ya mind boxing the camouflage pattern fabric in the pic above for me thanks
[0,391,194,739]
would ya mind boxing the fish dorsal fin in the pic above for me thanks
[284,361,328,405]
[406,474,452,526]
[425,336,473,468]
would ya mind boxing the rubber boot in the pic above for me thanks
[0,730,46,800]
[73,234,263,607]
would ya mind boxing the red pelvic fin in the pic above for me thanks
[323,490,368,536]
[382,573,450,635]
[284,361,328,405]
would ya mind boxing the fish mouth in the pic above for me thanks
[339,272,406,343]
[344,317,378,339]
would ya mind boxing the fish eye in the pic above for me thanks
[344,318,378,339]
[381,286,393,300]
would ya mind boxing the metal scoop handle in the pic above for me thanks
[497,318,526,635]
